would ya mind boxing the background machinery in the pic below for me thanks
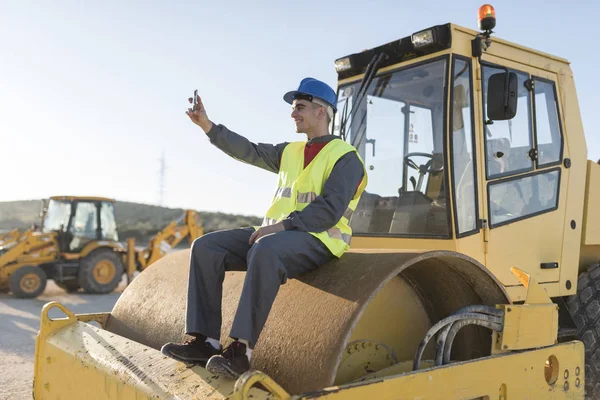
[0,195,203,298]
[0,228,20,246]
[33,6,599,399]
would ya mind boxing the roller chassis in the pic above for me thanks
[33,258,584,399]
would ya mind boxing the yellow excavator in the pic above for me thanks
[0,195,203,298]
[32,6,598,399]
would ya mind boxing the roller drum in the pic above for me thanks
[106,248,508,394]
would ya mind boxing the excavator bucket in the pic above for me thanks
[33,249,585,399]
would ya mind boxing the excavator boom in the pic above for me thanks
[125,210,203,281]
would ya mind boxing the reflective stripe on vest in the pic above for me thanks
[343,207,353,221]
[262,217,279,226]
[327,227,351,245]
[297,191,317,203]
[267,211,354,227]
[276,187,292,199]
[297,189,354,222]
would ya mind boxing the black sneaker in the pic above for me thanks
[205,341,250,379]
[161,337,221,365]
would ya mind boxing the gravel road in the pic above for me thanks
[0,279,127,399]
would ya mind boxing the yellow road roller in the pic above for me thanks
[33,7,598,399]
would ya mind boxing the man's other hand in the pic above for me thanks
[249,222,285,244]
[186,94,213,133]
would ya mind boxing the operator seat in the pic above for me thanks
[348,191,378,233]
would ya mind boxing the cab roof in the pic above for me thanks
[335,23,569,81]
[49,196,115,203]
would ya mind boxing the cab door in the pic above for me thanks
[479,55,567,286]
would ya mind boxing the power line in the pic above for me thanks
[158,150,166,206]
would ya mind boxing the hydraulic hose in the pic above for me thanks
[442,318,503,365]
[413,312,503,371]
[433,306,504,366]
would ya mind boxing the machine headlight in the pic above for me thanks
[411,29,435,48]
[334,57,352,72]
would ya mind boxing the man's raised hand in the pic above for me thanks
[186,92,213,133]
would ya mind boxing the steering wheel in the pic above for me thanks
[403,152,444,192]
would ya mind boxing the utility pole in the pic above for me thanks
[158,150,166,206]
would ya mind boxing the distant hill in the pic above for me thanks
[0,199,263,243]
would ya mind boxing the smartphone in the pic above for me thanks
[193,89,198,108]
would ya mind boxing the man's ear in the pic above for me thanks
[319,106,327,120]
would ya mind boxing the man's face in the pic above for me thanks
[291,99,323,133]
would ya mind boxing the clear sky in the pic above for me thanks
[1,0,598,217]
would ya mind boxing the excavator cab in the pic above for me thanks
[41,196,119,253]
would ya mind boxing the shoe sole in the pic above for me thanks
[160,344,210,366]
[205,358,243,380]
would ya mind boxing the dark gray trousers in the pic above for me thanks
[185,227,334,348]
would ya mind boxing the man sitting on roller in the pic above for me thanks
[161,78,368,379]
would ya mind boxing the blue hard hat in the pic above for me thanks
[283,77,338,112]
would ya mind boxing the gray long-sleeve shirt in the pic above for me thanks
[206,123,365,233]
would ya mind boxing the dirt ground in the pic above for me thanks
[0,279,127,399]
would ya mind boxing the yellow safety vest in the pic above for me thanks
[257,138,368,258]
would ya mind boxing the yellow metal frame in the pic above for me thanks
[33,302,268,399]
[33,306,584,400]
[32,267,584,399]
[61,241,126,261]
[233,371,290,400]
[84,241,125,258]
[582,161,600,246]
[493,268,559,354]
[284,342,583,399]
